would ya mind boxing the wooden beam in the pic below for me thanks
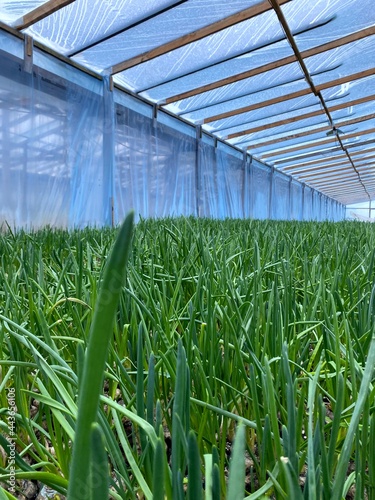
[323,189,363,196]
[286,160,352,175]
[107,0,290,75]
[247,114,375,150]
[163,26,375,105]
[303,179,358,189]
[260,139,339,158]
[205,67,375,123]
[166,56,297,105]
[304,180,358,191]
[325,190,375,199]
[287,164,345,176]
[224,94,375,139]
[304,167,365,177]
[258,126,375,158]
[273,144,375,167]
[299,169,358,181]
[297,167,373,181]
[281,146,375,171]
[284,155,375,176]
[12,0,75,30]
[282,155,348,171]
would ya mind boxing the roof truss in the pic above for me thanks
[107,0,290,75]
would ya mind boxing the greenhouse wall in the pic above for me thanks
[0,28,345,229]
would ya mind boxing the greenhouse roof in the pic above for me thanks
[1,0,374,205]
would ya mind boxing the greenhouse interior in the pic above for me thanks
[1,1,375,499]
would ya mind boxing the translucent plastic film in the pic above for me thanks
[0,46,108,228]
[0,29,343,228]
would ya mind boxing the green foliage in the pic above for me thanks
[1,218,375,498]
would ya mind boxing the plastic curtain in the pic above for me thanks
[250,161,271,220]
[115,103,197,222]
[0,32,346,228]
[0,49,108,229]
[271,171,290,221]
[290,181,303,221]
[198,141,245,219]
[0,59,72,228]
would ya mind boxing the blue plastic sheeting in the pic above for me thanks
[306,37,375,86]
[290,181,303,221]
[115,102,197,220]
[321,75,375,105]
[0,27,345,228]
[0,61,107,228]
[271,172,290,220]
[303,187,313,220]
[175,78,311,122]
[198,142,247,219]
[25,0,182,56]
[115,14,291,93]
[116,0,375,98]
[138,41,294,101]
[0,0,373,206]
[204,94,321,133]
[220,92,375,146]
[283,0,375,48]
[0,1,47,24]
[0,29,24,59]
[165,62,307,116]
[70,1,261,70]
[250,162,271,220]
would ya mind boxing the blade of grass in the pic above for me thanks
[67,212,134,500]
[331,335,375,500]
[227,423,246,500]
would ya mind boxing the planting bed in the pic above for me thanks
[1,217,375,499]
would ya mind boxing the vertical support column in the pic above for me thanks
[319,192,322,221]
[242,151,247,219]
[195,126,202,217]
[24,35,34,227]
[24,35,33,74]
[268,166,274,220]
[103,75,115,226]
[2,106,11,227]
[288,177,292,220]
[301,184,305,221]
[152,104,158,125]
[247,154,253,219]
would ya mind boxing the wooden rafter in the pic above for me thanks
[314,183,367,193]
[308,167,368,177]
[325,186,368,192]
[12,0,75,30]
[283,153,375,174]
[256,137,375,168]
[250,115,375,151]
[258,126,375,158]
[311,177,361,188]
[286,162,375,179]
[286,160,353,175]
[324,191,363,199]
[204,67,375,123]
[281,146,375,171]
[107,0,290,75]
[282,156,349,171]
[273,144,375,166]
[299,170,361,181]
[309,172,375,183]
[259,143,342,162]
[223,94,375,139]
[163,26,375,105]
